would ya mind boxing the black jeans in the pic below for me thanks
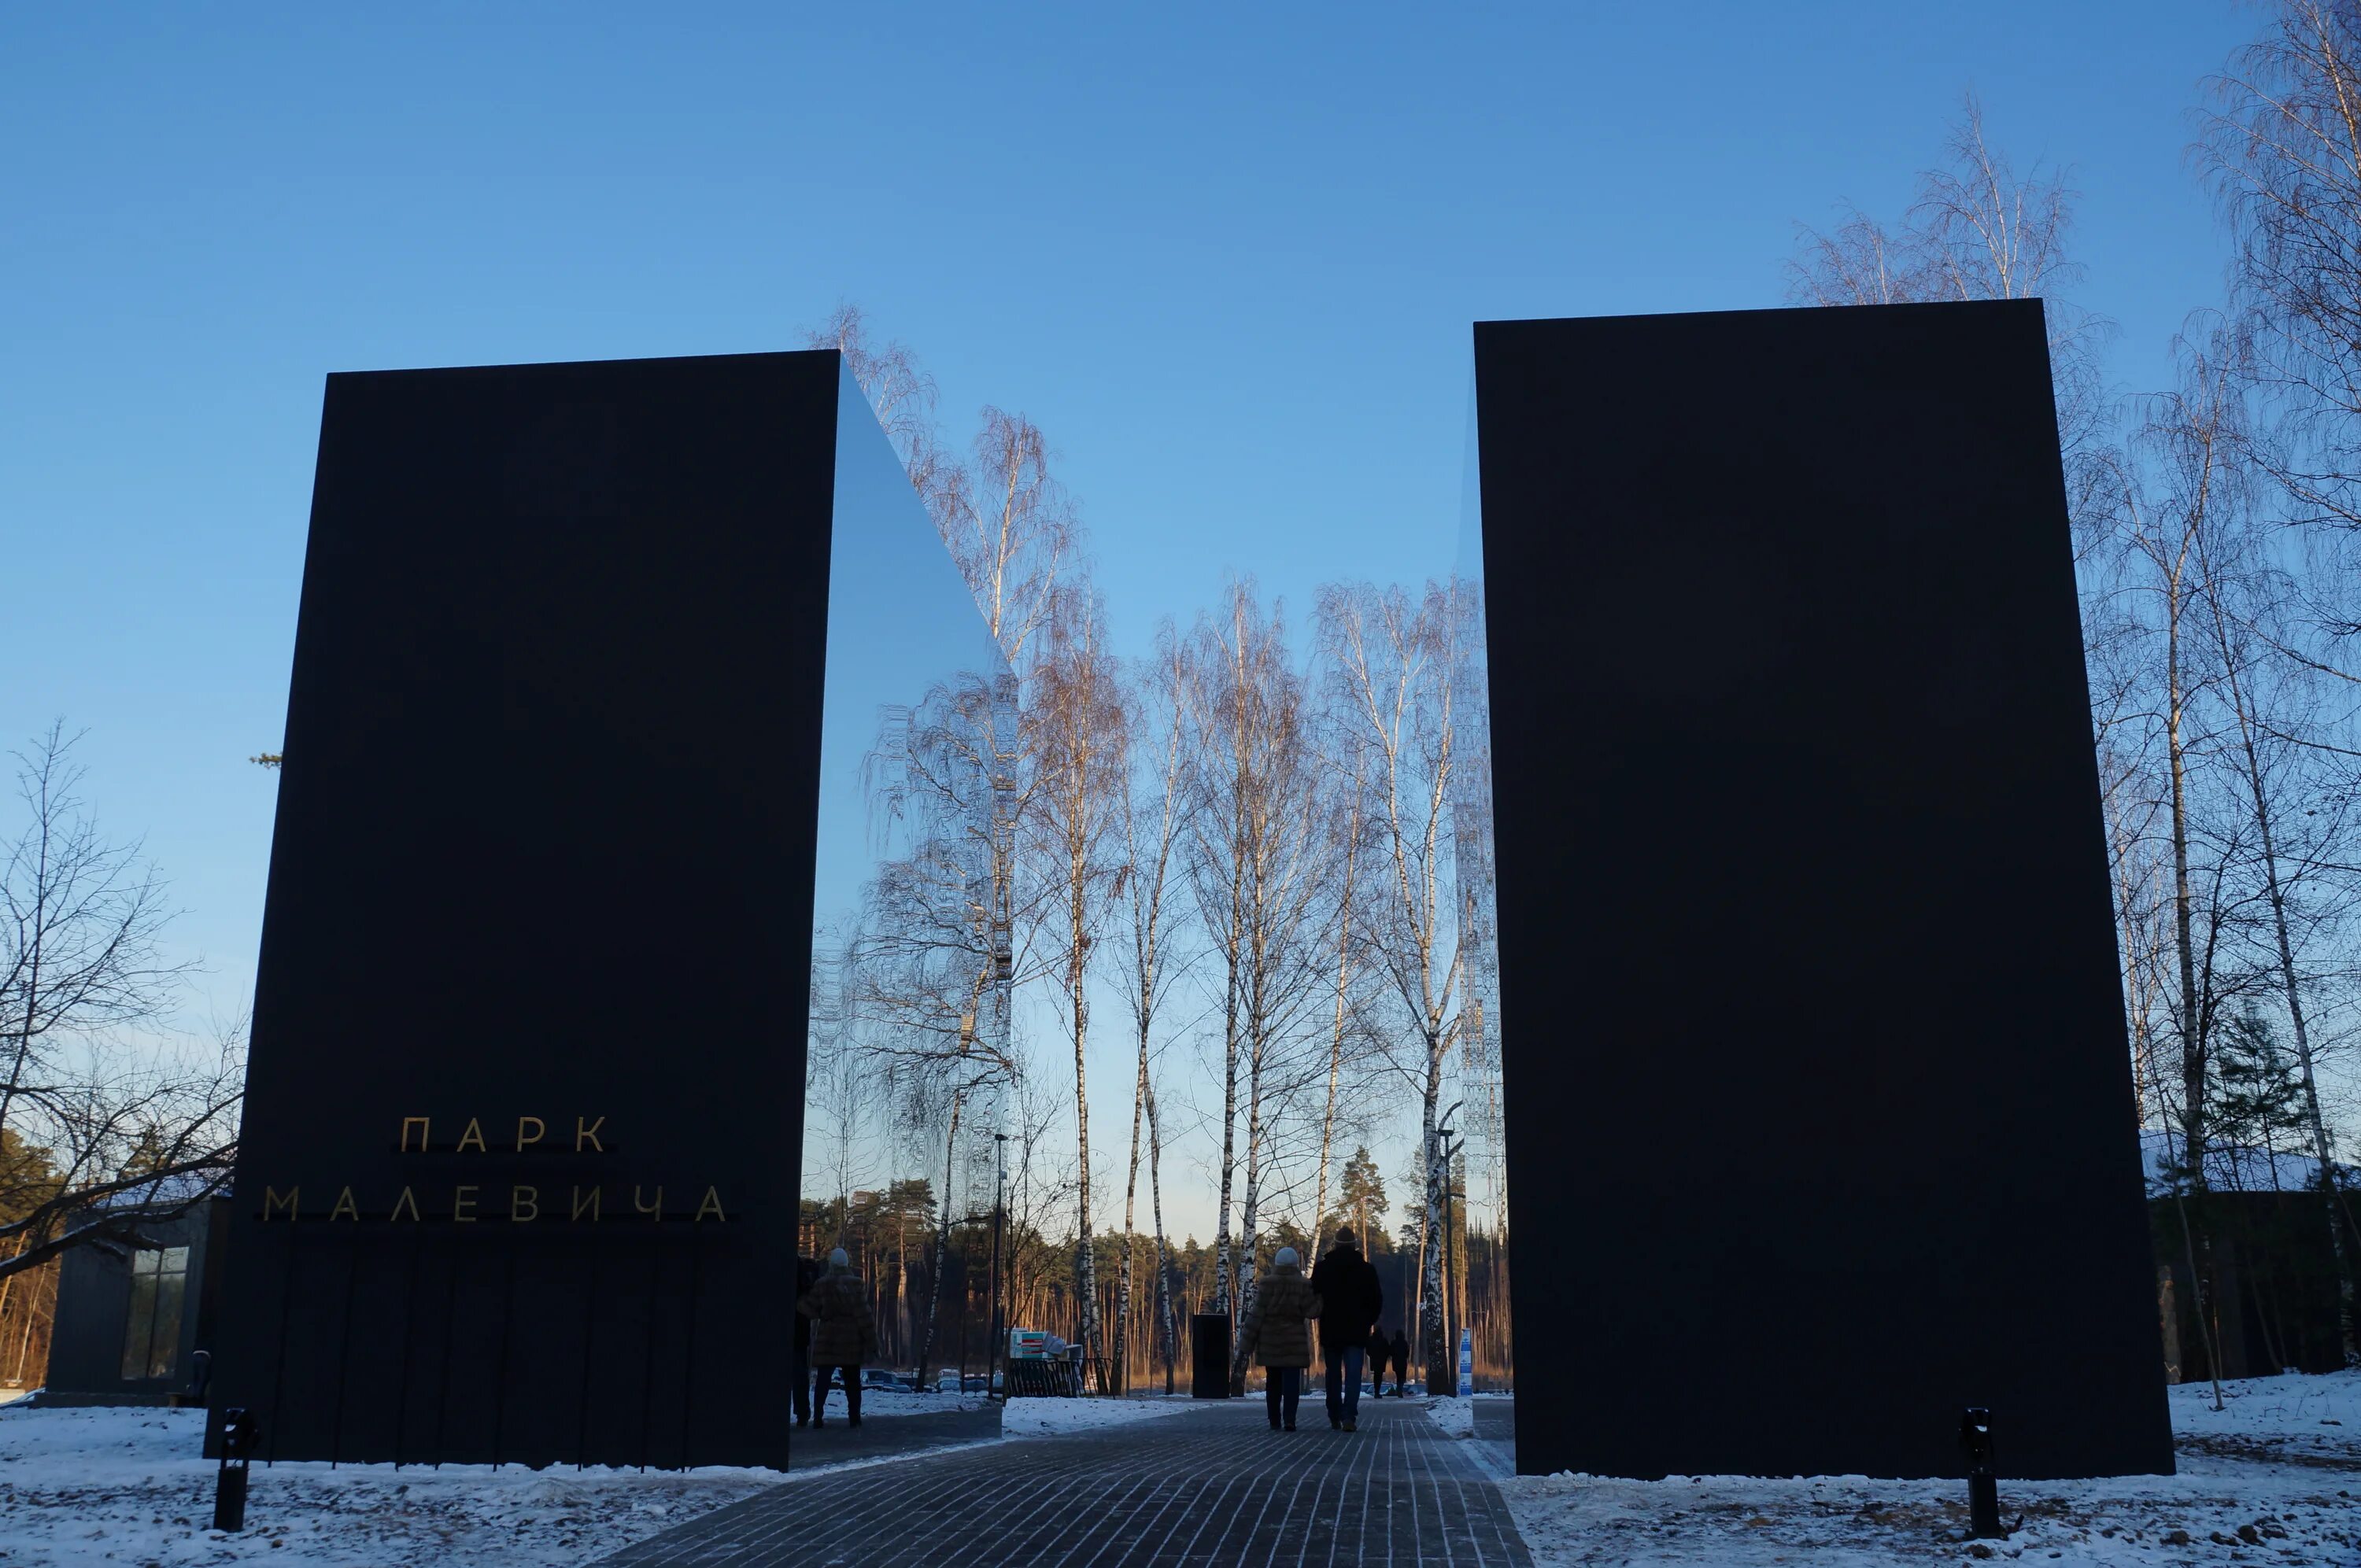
[813,1365,862,1421]
[1264,1366,1302,1427]
[792,1344,810,1421]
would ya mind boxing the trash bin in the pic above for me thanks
[1191,1312,1231,1399]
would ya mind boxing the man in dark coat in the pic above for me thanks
[1310,1227,1383,1431]
[791,1255,821,1426]
[1388,1327,1411,1396]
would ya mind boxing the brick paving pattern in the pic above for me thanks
[781,1404,1003,1466]
[1470,1400,1517,1479]
[600,1396,1533,1567]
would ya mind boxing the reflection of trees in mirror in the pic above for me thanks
[833,666,1026,1383]
[1177,583,1334,1394]
[804,306,1520,1396]
[1318,581,1470,1386]
[1115,625,1195,1393]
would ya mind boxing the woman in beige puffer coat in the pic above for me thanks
[1236,1246,1321,1431]
[797,1248,878,1426]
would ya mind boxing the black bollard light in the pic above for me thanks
[1959,1406,2003,1540]
[212,1407,260,1533]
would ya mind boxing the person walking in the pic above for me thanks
[1311,1227,1383,1431]
[1388,1327,1410,1397]
[790,1254,821,1426]
[1365,1320,1393,1399]
[1236,1245,1320,1432]
[797,1247,877,1428]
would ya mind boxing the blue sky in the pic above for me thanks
[2,5,2261,1225]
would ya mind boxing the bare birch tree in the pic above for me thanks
[804,303,945,500]
[1145,1060,1179,1391]
[937,412,1078,674]
[1180,582,1330,1391]
[2195,474,2361,1367]
[1317,581,1465,1383]
[1029,588,1130,1387]
[1788,92,2113,526]
[2118,337,2256,1195]
[2204,1,2361,566]
[1114,623,1195,1392]
[1313,755,1367,1253]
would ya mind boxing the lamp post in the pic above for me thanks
[1442,1144,1465,1393]
[955,1217,970,1393]
[212,1408,260,1532]
[988,1133,1008,1402]
[1431,1104,1463,1396]
[1961,1408,2004,1539]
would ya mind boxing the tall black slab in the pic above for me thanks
[207,349,944,1469]
[1472,302,2172,1480]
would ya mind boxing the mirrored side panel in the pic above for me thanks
[800,361,1013,1404]
[1449,374,1511,1400]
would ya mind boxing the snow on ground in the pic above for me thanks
[820,1388,988,1419]
[1424,1396,1476,1438]
[1000,1394,1205,1439]
[1433,1371,2361,1566]
[0,1393,1192,1566]
[0,1405,776,1568]
[2168,1368,2360,1466]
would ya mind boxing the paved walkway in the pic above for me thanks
[600,1396,1532,1567]
[1470,1400,1517,1479]
[785,1404,1003,1467]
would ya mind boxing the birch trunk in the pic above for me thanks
[1315,795,1362,1241]
[1119,1016,1147,1393]
[911,1093,961,1382]
[1147,1077,1177,1393]
[2167,578,2206,1190]
[1226,1025,1268,1394]
[1070,919,1102,1385]
[1419,1039,1448,1382]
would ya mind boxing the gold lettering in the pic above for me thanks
[575,1116,605,1153]
[515,1116,545,1152]
[262,1186,300,1222]
[399,1116,431,1153]
[571,1185,601,1222]
[633,1184,663,1221]
[511,1185,538,1222]
[695,1186,726,1223]
[453,1184,478,1222]
[390,1186,421,1222]
[329,1186,359,1222]
[456,1118,486,1153]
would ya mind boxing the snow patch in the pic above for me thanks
[2168,1367,2361,1457]
[1000,1395,1204,1439]
[823,1387,990,1419]
[1422,1396,1475,1438]
[1491,1371,2361,1566]
[0,1404,775,1567]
